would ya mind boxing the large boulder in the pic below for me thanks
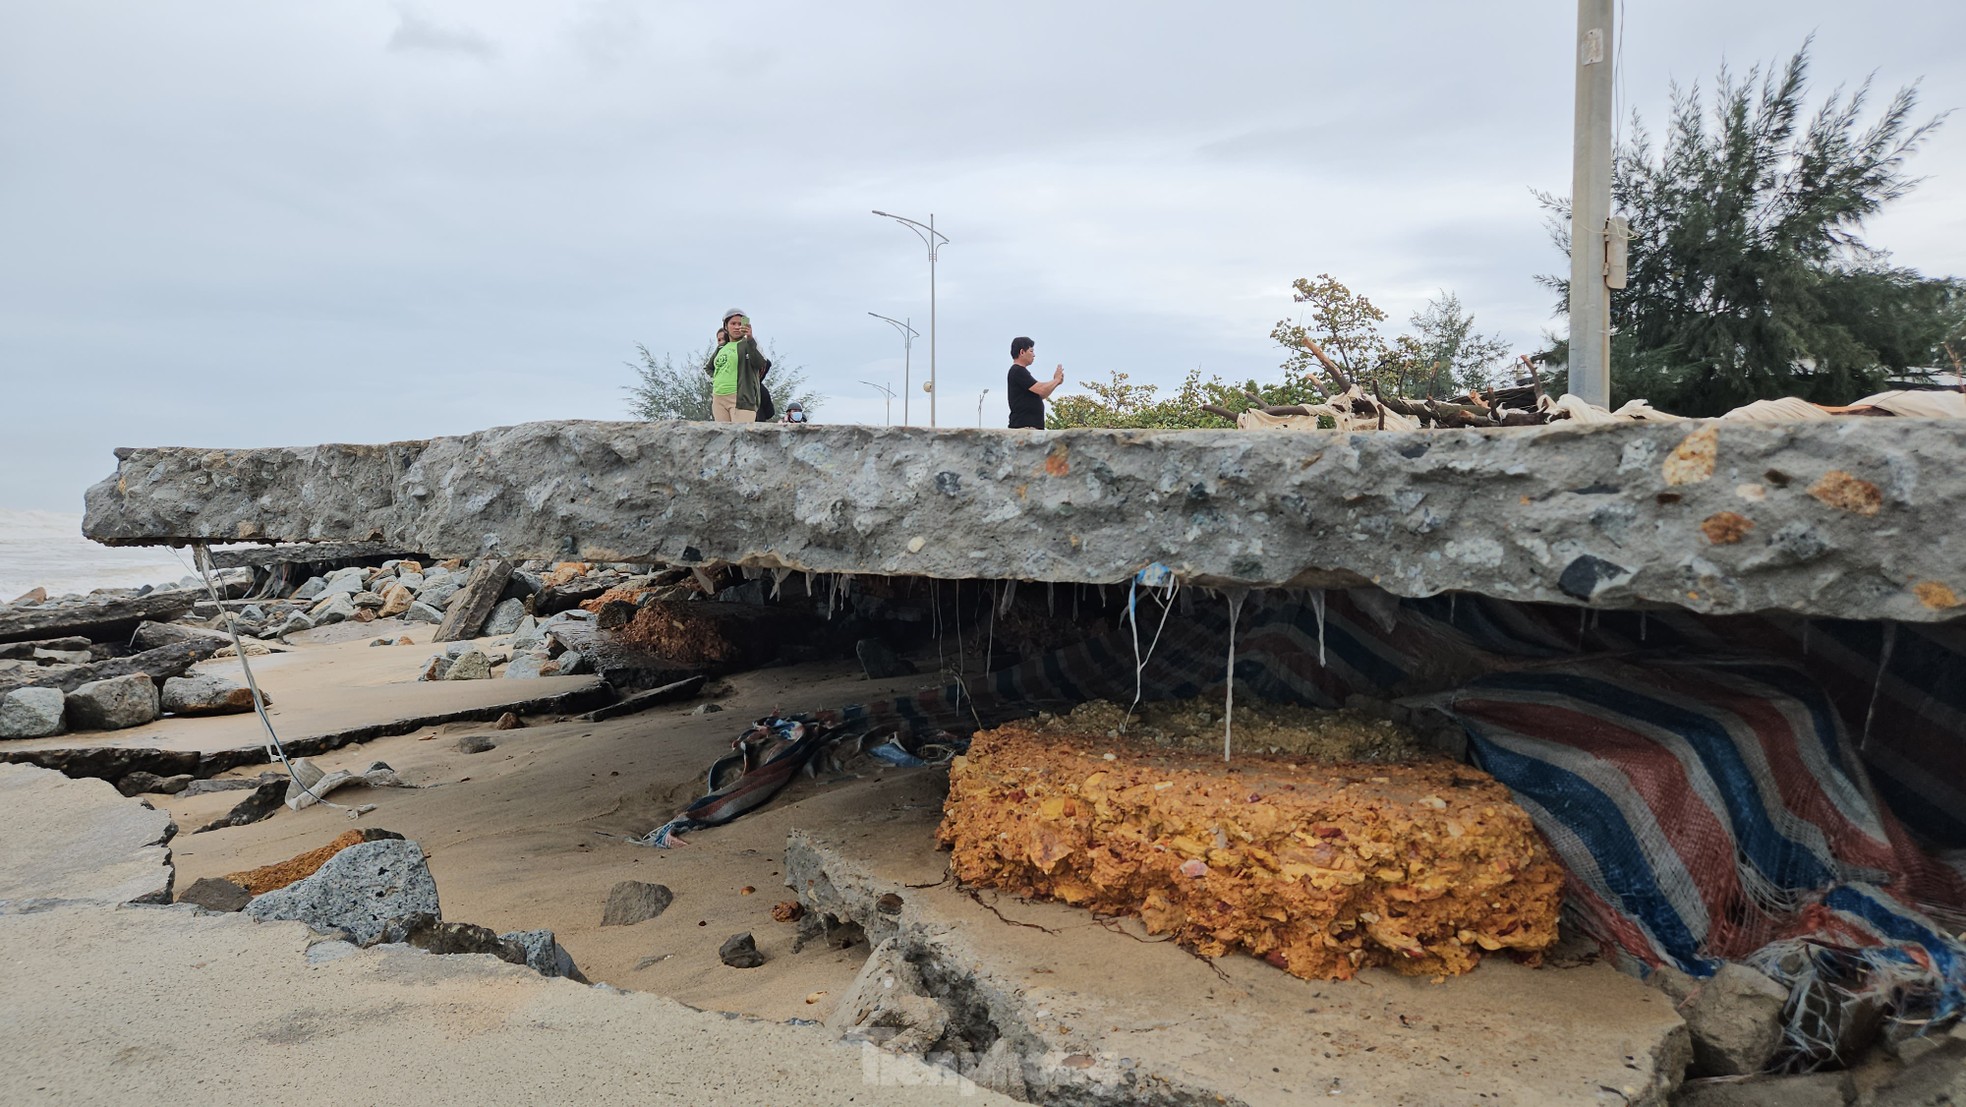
[483,598,527,636]
[64,673,160,731]
[404,601,443,624]
[499,928,584,980]
[309,593,357,625]
[1654,962,1790,1076]
[378,584,415,618]
[243,838,441,946]
[444,650,493,681]
[600,880,673,926]
[161,673,264,716]
[0,686,67,738]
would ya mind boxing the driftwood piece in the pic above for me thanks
[434,558,514,642]
[0,639,215,696]
[1296,335,1354,393]
[1199,403,1240,421]
[0,591,199,646]
[577,676,709,722]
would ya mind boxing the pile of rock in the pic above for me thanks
[0,668,270,739]
[415,608,600,682]
[187,829,583,981]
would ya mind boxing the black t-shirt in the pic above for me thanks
[1007,364,1044,428]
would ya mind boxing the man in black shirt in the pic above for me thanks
[1005,336,1064,429]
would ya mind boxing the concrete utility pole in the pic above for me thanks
[1569,0,1615,407]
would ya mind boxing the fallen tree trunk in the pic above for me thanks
[0,639,215,695]
[0,591,199,646]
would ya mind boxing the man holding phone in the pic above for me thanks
[1006,336,1064,429]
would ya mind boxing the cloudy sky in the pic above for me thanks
[4,2,1964,512]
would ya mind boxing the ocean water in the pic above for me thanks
[0,509,205,600]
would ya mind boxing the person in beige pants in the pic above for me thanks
[706,309,771,423]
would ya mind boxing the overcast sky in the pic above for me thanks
[4,2,1964,512]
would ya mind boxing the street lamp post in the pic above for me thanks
[866,312,918,425]
[872,210,949,427]
[858,379,896,425]
[977,388,990,428]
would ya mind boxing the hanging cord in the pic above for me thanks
[1223,589,1247,763]
[1119,570,1179,733]
[188,543,368,816]
[1859,623,1898,754]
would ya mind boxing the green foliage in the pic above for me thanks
[625,341,822,421]
[1048,276,1510,429]
[1538,40,1956,414]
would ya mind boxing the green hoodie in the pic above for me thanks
[703,336,771,412]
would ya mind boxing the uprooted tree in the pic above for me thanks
[1537,40,1960,414]
[1046,276,1514,429]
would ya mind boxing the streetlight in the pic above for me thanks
[977,388,990,428]
[866,312,918,425]
[858,379,896,426]
[871,210,949,427]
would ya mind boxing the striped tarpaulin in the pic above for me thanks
[1433,653,1966,1036]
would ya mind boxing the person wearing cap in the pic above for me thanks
[705,309,771,423]
[780,402,811,426]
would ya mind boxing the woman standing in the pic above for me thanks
[706,309,771,423]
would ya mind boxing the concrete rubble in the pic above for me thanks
[79,417,1966,622]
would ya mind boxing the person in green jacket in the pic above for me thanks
[706,308,772,423]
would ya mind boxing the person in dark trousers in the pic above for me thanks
[705,309,771,423]
[1006,336,1064,429]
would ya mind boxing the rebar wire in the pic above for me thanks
[1120,574,1179,734]
[1860,623,1898,753]
[186,544,363,816]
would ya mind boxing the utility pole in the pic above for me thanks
[867,312,918,425]
[1569,0,1615,407]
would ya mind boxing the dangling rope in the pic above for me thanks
[1223,589,1247,763]
[187,543,367,816]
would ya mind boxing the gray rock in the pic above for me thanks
[321,575,364,599]
[503,652,550,679]
[418,655,453,681]
[372,913,527,965]
[177,876,252,913]
[34,647,92,664]
[500,928,585,980]
[1873,1038,1966,1106]
[310,593,357,625]
[290,576,328,602]
[194,778,289,832]
[599,881,673,926]
[396,571,425,592]
[827,936,932,1035]
[483,597,527,636]
[0,687,67,738]
[240,604,265,622]
[65,673,160,731]
[556,650,589,675]
[350,590,386,610]
[161,673,263,716]
[855,638,916,679]
[405,601,443,624]
[509,615,542,650]
[444,650,493,680]
[243,838,441,946]
[717,931,765,969]
[419,581,463,609]
[1675,1070,1855,1107]
[115,771,192,796]
[443,642,481,658]
[273,612,315,639]
[1655,962,1791,1076]
[691,702,723,715]
[456,735,494,755]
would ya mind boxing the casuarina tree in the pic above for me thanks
[1538,40,1959,414]
[625,342,823,421]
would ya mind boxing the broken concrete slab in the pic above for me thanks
[0,639,214,697]
[0,763,175,908]
[1654,962,1790,1076]
[782,770,1692,1106]
[434,558,513,642]
[0,901,1017,1106]
[80,418,1966,622]
[0,589,197,645]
